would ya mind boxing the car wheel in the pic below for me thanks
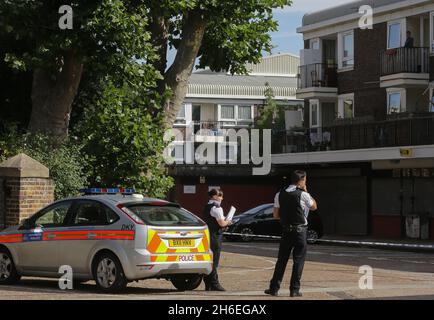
[170,274,203,291]
[93,252,127,293]
[307,229,319,244]
[240,227,254,242]
[0,247,21,285]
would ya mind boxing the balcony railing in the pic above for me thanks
[272,114,434,154]
[380,47,430,76]
[297,63,338,89]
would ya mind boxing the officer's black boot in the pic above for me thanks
[290,290,302,297]
[264,288,279,296]
[209,283,226,291]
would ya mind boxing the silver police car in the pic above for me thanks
[0,188,212,293]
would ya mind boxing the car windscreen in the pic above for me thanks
[125,204,205,227]
[242,205,271,215]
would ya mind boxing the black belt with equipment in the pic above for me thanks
[282,224,308,233]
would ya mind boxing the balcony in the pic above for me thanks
[296,63,338,99]
[272,114,434,154]
[380,47,430,88]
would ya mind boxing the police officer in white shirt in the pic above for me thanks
[265,170,317,297]
[202,189,232,291]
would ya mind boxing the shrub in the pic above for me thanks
[0,124,89,200]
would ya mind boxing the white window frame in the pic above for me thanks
[218,104,236,122]
[237,105,254,121]
[430,12,434,54]
[338,30,354,71]
[310,38,320,50]
[217,104,254,124]
[387,19,406,49]
[386,88,406,114]
[338,93,355,119]
[309,99,320,128]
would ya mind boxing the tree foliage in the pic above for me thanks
[74,80,173,198]
[0,125,89,200]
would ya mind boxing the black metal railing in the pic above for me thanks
[297,63,338,89]
[272,114,434,154]
[380,47,430,76]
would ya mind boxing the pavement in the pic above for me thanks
[317,235,434,252]
[1,242,434,300]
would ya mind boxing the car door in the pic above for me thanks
[58,199,120,275]
[18,200,72,273]
[255,207,281,237]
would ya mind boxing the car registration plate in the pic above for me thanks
[169,239,194,247]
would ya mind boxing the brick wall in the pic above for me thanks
[338,23,388,121]
[4,177,54,227]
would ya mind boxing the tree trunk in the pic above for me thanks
[28,50,83,144]
[149,13,169,96]
[163,10,207,128]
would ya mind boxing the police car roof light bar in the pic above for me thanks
[79,188,136,195]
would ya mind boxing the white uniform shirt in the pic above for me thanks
[209,200,224,220]
[274,185,314,225]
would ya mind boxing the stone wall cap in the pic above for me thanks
[0,153,49,178]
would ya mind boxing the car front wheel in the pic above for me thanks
[0,248,21,285]
[93,252,127,293]
[307,229,319,244]
[170,274,203,291]
[239,227,254,242]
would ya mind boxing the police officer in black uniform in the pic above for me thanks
[265,170,317,297]
[202,189,232,291]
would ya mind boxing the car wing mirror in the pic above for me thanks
[20,218,35,230]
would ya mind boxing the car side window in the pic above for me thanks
[72,201,119,226]
[34,201,72,228]
[262,207,273,219]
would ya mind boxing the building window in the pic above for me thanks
[338,31,354,69]
[238,105,252,120]
[177,104,186,119]
[310,38,320,50]
[388,21,403,49]
[338,93,354,119]
[220,105,235,120]
[387,89,406,114]
[309,100,320,127]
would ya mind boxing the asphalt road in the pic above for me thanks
[1,242,434,300]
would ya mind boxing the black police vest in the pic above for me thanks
[278,188,306,226]
[203,203,222,234]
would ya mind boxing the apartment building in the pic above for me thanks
[168,54,302,217]
[273,0,434,239]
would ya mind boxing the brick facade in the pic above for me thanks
[338,23,388,121]
[4,178,54,227]
[0,154,54,229]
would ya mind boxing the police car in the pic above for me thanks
[0,188,212,293]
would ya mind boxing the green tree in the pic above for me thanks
[74,80,173,198]
[0,125,89,199]
[0,0,292,141]
[257,82,287,131]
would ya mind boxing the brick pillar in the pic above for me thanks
[0,153,54,229]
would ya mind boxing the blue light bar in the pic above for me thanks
[79,188,136,195]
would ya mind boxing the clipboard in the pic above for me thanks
[225,206,236,221]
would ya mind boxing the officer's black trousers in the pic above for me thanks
[269,228,307,292]
[204,231,222,287]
